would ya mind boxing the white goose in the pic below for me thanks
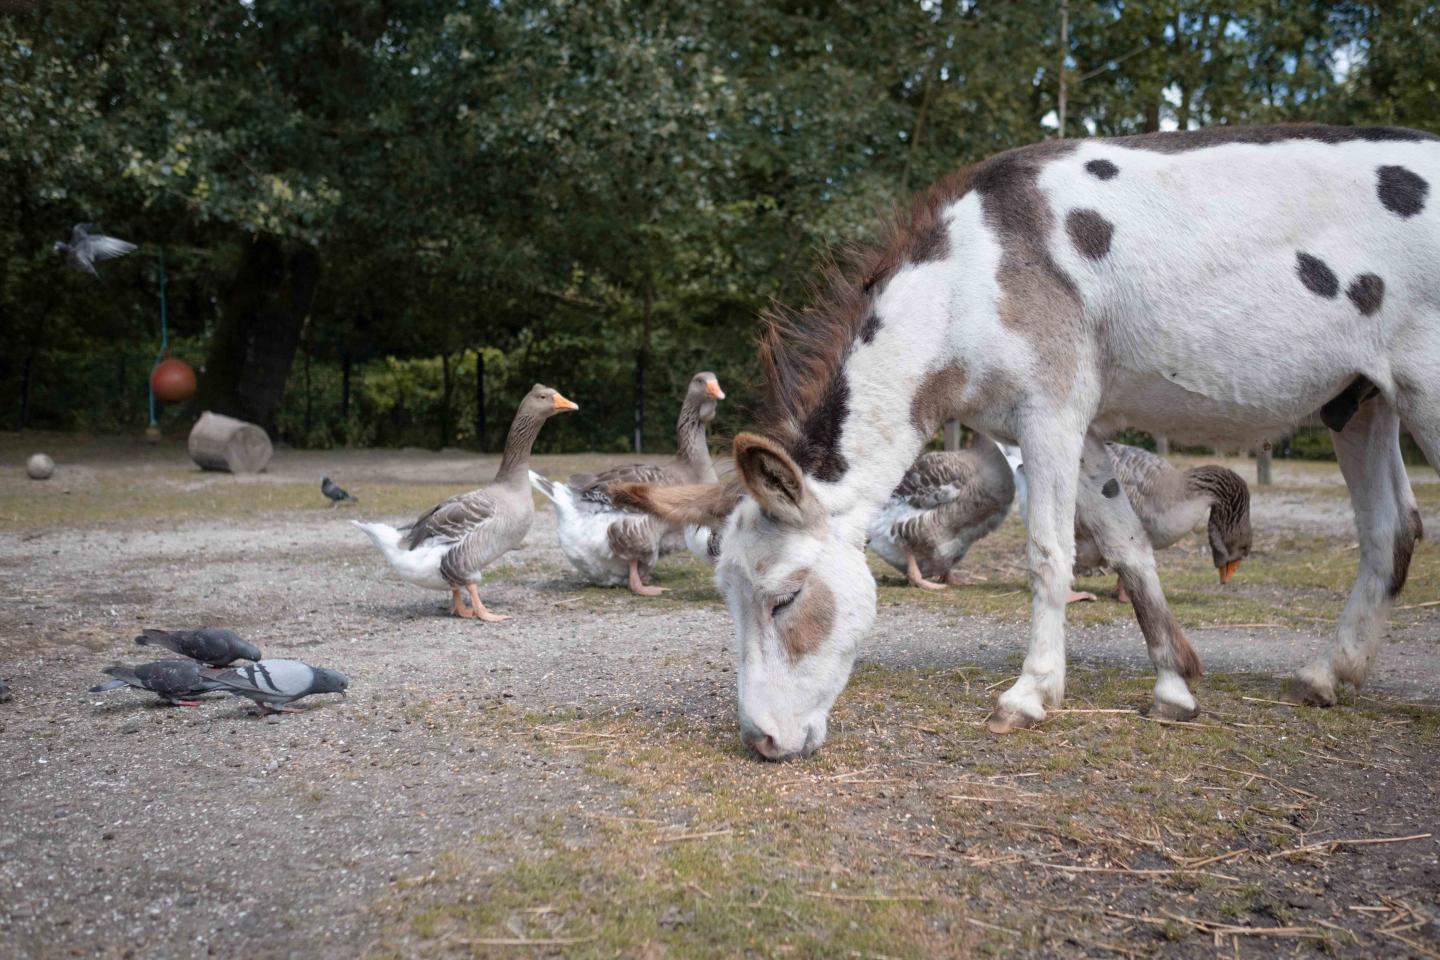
[354,384,578,621]
[531,372,724,595]
[867,434,1015,589]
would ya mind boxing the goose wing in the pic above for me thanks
[568,463,681,509]
[892,452,980,510]
[401,490,497,549]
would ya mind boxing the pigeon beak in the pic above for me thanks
[1219,559,1241,584]
[553,393,579,412]
[706,379,726,400]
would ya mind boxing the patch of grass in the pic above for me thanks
[371,667,1440,957]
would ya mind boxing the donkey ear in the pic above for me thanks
[610,482,740,527]
[732,433,818,528]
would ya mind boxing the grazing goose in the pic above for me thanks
[1009,443,1252,600]
[355,384,578,621]
[1077,443,1252,599]
[868,434,1015,589]
[531,372,724,595]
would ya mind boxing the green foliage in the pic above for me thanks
[4,2,1437,451]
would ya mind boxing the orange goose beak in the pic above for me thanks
[1219,559,1241,584]
[553,393,579,412]
[706,379,726,400]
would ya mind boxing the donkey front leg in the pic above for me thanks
[1074,435,1202,719]
[989,426,1086,733]
[1290,400,1418,705]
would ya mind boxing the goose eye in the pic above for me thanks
[771,593,798,616]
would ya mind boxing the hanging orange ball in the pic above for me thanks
[150,358,197,404]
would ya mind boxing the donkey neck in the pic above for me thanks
[493,412,544,485]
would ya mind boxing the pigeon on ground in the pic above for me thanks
[89,660,225,706]
[321,476,358,506]
[202,659,348,715]
[54,223,137,277]
[134,628,261,668]
[0,680,11,703]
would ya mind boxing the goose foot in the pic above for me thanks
[1066,590,1097,604]
[467,584,512,623]
[905,552,946,590]
[1114,576,1130,604]
[451,589,477,619]
[628,560,666,597]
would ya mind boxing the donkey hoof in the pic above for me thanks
[1283,676,1336,708]
[1141,700,1199,722]
[985,708,1041,735]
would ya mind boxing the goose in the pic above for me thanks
[867,434,1015,589]
[530,372,724,595]
[1008,442,1252,601]
[354,384,578,621]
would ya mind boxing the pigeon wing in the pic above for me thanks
[208,659,315,701]
[85,234,137,262]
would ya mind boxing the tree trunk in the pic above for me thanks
[195,235,320,435]
[634,280,653,454]
[1256,442,1273,485]
[188,411,274,473]
[1057,0,1069,137]
[1155,435,1170,455]
[440,351,453,449]
[17,354,32,432]
[341,349,351,420]
[475,350,487,452]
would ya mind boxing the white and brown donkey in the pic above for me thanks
[616,124,1436,760]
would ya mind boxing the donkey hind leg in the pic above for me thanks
[1074,435,1202,720]
[989,425,1086,733]
[1291,400,1420,705]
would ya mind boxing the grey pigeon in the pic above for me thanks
[321,476,357,506]
[202,659,348,715]
[54,223,137,277]
[135,628,261,667]
[89,660,225,706]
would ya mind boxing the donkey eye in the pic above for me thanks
[771,593,798,616]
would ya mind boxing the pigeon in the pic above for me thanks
[202,659,348,715]
[134,628,262,668]
[89,660,225,706]
[0,679,10,703]
[54,223,137,277]
[321,476,357,506]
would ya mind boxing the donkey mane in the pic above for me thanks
[757,167,978,475]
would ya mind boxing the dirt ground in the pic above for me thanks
[1,434,1437,959]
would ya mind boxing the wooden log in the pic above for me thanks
[188,411,273,474]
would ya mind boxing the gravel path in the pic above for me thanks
[1,441,1437,957]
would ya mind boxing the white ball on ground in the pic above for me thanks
[26,453,54,480]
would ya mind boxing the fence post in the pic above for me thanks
[1155,435,1170,455]
[1257,441,1273,486]
[943,420,962,451]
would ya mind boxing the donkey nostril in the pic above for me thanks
[744,730,782,760]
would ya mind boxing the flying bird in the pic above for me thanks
[202,659,348,715]
[321,476,357,506]
[89,660,225,706]
[55,223,137,277]
[134,628,261,668]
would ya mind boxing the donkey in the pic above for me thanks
[615,124,1437,760]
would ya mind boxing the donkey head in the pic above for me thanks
[613,433,875,761]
